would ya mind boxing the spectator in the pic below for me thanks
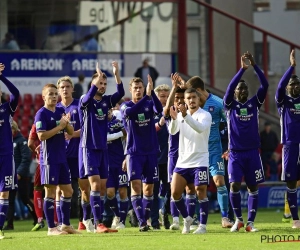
[0,33,20,50]
[73,74,85,99]
[134,59,159,89]
[260,122,279,178]
[81,34,100,52]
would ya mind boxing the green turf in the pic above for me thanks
[1,209,300,250]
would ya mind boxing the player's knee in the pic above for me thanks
[107,189,115,199]
[213,175,225,187]
[287,181,297,189]
[119,188,127,199]
[230,182,241,192]
[171,189,182,200]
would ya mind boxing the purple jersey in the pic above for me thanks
[223,65,268,151]
[276,66,300,144]
[79,83,125,150]
[120,91,163,155]
[0,75,19,156]
[107,116,125,168]
[57,99,80,158]
[165,116,179,157]
[34,107,67,165]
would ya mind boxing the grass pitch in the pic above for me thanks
[1,209,300,250]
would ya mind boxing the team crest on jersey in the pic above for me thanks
[0,108,4,112]
[208,106,214,112]
[240,108,248,116]
[248,104,252,108]
[145,107,149,112]
[97,108,104,116]
[102,102,107,107]
[72,109,77,114]
[236,104,240,108]
[294,103,300,110]
[289,99,293,102]
[138,113,145,121]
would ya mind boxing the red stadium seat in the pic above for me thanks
[20,116,30,128]
[20,125,29,138]
[23,93,33,107]
[23,104,32,117]
[34,94,43,106]
[13,107,20,119]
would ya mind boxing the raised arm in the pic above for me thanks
[81,62,106,107]
[110,61,125,106]
[122,95,149,117]
[168,107,179,135]
[0,63,20,111]
[151,90,163,113]
[223,56,247,107]
[163,73,180,117]
[147,75,162,113]
[276,50,296,104]
[244,51,269,104]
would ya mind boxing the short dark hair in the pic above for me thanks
[78,74,85,81]
[186,76,205,90]
[91,72,107,81]
[184,88,200,97]
[175,88,185,94]
[289,75,300,85]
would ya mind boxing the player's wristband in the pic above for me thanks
[157,122,162,128]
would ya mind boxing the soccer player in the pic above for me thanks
[169,88,212,234]
[0,63,20,239]
[106,108,128,229]
[120,75,163,232]
[275,50,300,228]
[162,73,185,230]
[56,76,94,232]
[5,121,38,230]
[28,123,45,231]
[78,61,124,233]
[152,84,170,229]
[223,52,268,232]
[34,83,78,236]
[185,76,232,228]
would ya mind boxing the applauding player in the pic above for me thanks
[276,50,300,229]
[223,52,268,232]
[120,75,163,232]
[78,61,124,233]
[34,83,78,235]
[0,63,20,239]
[169,88,212,234]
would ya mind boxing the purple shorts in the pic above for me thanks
[67,157,79,179]
[40,162,71,185]
[173,167,209,186]
[168,155,178,183]
[228,149,265,186]
[0,154,18,192]
[127,154,159,184]
[79,147,108,179]
[281,144,300,182]
[106,165,128,189]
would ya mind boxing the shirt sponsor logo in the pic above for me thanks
[208,106,214,112]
